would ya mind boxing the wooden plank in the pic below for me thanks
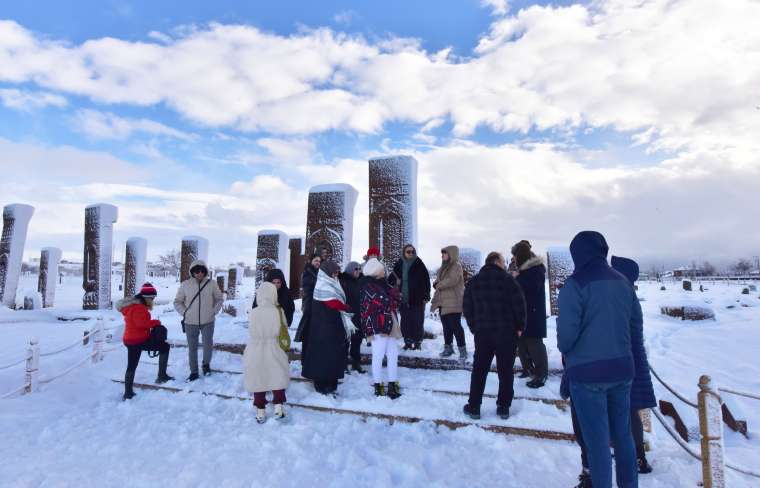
[721,403,748,438]
[115,380,576,442]
[659,400,691,442]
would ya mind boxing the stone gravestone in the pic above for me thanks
[216,275,226,295]
[546,246,574,316]
[288,237,304,300]
[683,280,692,291]
[82,204,118,310]
[124,237,147,298]
[227,267,237,299]
[38,247,62,308]
[0,204,35,308]
[256,230,290,288]
[459,248,482,284]
[180,236,209,282]
[306,185,358,269]
[368,156,418,267]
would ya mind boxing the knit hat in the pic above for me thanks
[320,260,341,277]
[511,240,533,267]
[138,282,157,298]
[363,258,386,278]
[366,247,381,258]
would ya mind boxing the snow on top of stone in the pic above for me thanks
[258,229,288,237]
[368,154,417,165]
[126,237,147,245]
[309,183,358,197]
[546,246,571,254]
[3,203,35,219]
[182,235,209,243]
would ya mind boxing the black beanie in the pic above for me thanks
[511,240,533,267]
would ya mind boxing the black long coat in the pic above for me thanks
[339,272,362,330]
[294,265,319,343]
[389,258,431,306]
[515,260,547,338]
[301,300,346,382]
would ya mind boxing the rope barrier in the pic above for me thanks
[649,366,698,408]
[38,353,94,384]
[719,387,760,402]
[0,383,27,399]
[39,336,88,357]
[0,355,28,370]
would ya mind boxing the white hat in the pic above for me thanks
[362,257,386,278]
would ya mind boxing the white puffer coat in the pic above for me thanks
[243,282,290,393]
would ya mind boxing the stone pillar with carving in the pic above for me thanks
[546,246,574,316]
[227,267,238,299]
[288,237,304,299]
[368,156,418,267]
[459,248,482,284]
[256,230,290,288]
[124,237,147,298]
[38,247,61,308]
[305,184,358,269]
[82,204,118,310]
[180,236,209,282]
[0,204,35,308]
[216,275,226,296]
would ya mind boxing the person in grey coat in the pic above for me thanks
[174,259,224,381]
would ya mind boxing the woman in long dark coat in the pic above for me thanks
[389,244,431,350]
[294,254,321,366]
[252,268,295,326]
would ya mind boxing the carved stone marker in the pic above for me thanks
[216,275,226,295]
[459,248,482,283]
[256,230,290,288]
[306,184,358,269]
[288,237,304,299]
[546,246,574,316]
[180,236,209,282]
[368,156,418,266]
[83,204,118,310]
[38,247,61,308]
[124,237,147,298]
[227,267,238,299]
[0,204,35,308]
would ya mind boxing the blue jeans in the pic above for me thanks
[570,380,638,488]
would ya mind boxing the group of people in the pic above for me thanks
[118,231,654,488]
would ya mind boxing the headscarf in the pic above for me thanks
[313,268,356,338]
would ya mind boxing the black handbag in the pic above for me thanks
[147,325,168,358]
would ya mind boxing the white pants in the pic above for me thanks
[371,335,399,384]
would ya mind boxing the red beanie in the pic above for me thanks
[138,282,158,298]
[366,247,381,258]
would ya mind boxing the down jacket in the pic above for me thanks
[431,245,465,316]
[173,259,224,326]
[118,297,160,345]
[243,282,290,393]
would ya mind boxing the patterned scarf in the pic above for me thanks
[313,269,357,338]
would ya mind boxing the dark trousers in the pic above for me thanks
[517,336,548,379]
[346,324,364,364]
[468,328,517,408]
[253,390,287,408]
[126,336,170,373]
[400,303,425,344]
[571,402,647,470]
[441,313,466,347]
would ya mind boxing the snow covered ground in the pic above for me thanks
[1,275,759,487]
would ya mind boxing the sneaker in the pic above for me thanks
[155,374,174,384]
[638,455,653,474]
[526,377,546,389]
[256,408,267,424]
[374,383,386,397]
[387,381,402,400]
[274,404,286,421]
[439,344,455,358]
[496,405,510,419]
[574,469,592,488]
[202,364,212,376]
[463,403,481,420]
[187,372,200,382]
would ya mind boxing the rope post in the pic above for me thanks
[92,318,104,364]
[698,375,726,488]
[25,337,39,393]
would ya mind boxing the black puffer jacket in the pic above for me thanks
[339,272,361,328]
[463,263,526,336]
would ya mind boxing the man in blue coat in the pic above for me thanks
[557,231,640,488]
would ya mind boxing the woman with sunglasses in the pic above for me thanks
[389,244,431,351]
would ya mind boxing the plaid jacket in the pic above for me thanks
[463,264,526,335]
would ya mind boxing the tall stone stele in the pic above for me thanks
[38,247,62,308]
[256,230,290,288]
[180,236,209,282]
[288,236,304,299]
[459,248,483,283]
[227,267,238,299]
[368,156,418,267]
[305,184,358,269]
[82,204,118,310]
[0,204,35,308]
[546,246,574,316]
[124,237,147,298]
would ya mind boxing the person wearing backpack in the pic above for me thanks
[118,282,174,400]
[174,260,224,381]
[244,281,290,423]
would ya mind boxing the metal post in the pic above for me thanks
[25,337,39,393]
[698,375,726,488]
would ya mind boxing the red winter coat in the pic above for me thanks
[118,297,161,345]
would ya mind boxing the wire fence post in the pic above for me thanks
[698,375,726,488]
[92,318,103,364]
[25,337,39,394]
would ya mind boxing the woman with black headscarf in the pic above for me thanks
[253,268,296,327]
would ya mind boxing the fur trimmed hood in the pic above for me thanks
[116,296,142,312]
[519,255,545,272]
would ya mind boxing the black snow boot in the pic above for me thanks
[202,363,212,376]
[463,403,480,420]
[187,372,200,382]
[574,469,592,488]
[518,370,531,378]
[155,352,174,384]
[526,376,547,389]
[439,344,455,358]
[496,405,510,420]
[387,381,402,400]
[374,383,385,397]
[638,454,653,474]
[123,370,136,400]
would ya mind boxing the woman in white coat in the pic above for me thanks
[244,281,290,423]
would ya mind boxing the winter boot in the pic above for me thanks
[402,342,412,351]
[496,405,510,419]
[374,383,386,397]
[255,408,267,424]
[351,360,366,374]
[574,469,592,488]
[463,403,480,420]
[387,381,402,400]
[637,454,653,474]
[202,363,212,376]
[457,346,468,360]
[187,372,200,382]
[526,376,547,389]
[155,352,174,384]
[518,370,531,379]
[274,404,286,421]
[123,370,137,400]
[439,344,455,358]
[412,342,422,351]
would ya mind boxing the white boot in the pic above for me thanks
[274,403,286,420]
[256,408,267,424]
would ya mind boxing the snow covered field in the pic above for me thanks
[1,275,759,487]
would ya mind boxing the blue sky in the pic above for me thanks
[1,0,759,268]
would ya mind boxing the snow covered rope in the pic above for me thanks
[0,354,28,370]
[718,387,760,402]
[38,352,95,384]
[39,320,105,357]
[649,365,698,408]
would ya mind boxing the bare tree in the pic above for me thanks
[732,258,753,276]
[158,249,180,273]
[702,261,716,276]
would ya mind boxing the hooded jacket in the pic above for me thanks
[173,259,224,326]
[253,269,296,327]
[118,297,161,345]
[431,246,465,315]
[515,255,547,338]
[243,282,290,393]
[557,232,641,384]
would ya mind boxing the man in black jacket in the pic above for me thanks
[388,244,431,350]
[462,252,527,420]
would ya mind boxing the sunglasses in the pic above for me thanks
[405,249,416,255]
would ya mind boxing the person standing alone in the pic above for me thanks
[389,244,430,351]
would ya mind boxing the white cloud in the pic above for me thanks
[0,88,67,111]
[481,0,509,16]
[333,10,359,26]
[73,109,194,140]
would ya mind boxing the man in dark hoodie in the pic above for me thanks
[557,231,640,488]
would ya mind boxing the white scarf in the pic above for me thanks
[313,269,357,338]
